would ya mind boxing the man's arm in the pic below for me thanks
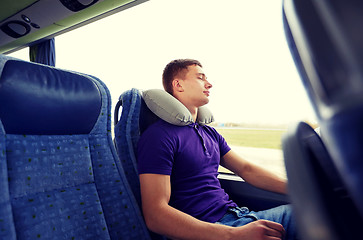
[220,150,287,194]
[139,173,285,240]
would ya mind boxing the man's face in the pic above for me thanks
[179,64,213,107]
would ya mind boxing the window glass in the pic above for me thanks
[9,0,317,179]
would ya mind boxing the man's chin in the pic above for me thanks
[198,98,209,107]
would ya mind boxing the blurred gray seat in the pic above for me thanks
[283,0,363,239]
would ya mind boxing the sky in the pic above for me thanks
[10,0,317,126]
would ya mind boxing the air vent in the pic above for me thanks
[0,20,30,38]
[59,0,99,12]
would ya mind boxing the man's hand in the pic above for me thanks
[230,220,285,240]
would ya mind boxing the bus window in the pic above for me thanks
[9,0,316,179]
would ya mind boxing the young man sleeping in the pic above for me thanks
[138,59,298,240]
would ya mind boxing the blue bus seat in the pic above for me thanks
[283,0,363,238]
[113,88,161,204]
[0,55,151,240]
[113,88,166,240]
[113,89,143,207]
[283,122,363,240]
[113,89,215,239]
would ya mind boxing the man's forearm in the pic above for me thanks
[241,162,287,194]
[221,150,287,194]
[143,203,234,240]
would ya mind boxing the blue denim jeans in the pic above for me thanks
[216,205,298,240]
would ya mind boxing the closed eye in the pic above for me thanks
[197,73,207,81]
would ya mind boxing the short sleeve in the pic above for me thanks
[137,122,176,175]
[218,133,231,157]
[205,126,231,157]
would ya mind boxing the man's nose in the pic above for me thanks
[205,80,212,89]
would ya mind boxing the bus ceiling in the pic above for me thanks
[0,0,149,54]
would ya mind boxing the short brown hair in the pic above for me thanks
[162,59,202,95]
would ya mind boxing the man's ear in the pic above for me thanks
[172,79,184,93]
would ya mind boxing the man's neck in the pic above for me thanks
[188,107,198,122]
[173,94,198,122]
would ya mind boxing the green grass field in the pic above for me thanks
[215,128,286,149]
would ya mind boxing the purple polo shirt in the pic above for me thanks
[137,119,237,223]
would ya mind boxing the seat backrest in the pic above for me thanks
[0,55,151,240]
[283,0,363,221]
[113,89,145,207]
[283,122,363,240]
[113,88,215,240]
[114,89,169,240]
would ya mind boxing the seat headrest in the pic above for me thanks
[283,0,363,119]
[142,89,214,126]
[0,57,102,135]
